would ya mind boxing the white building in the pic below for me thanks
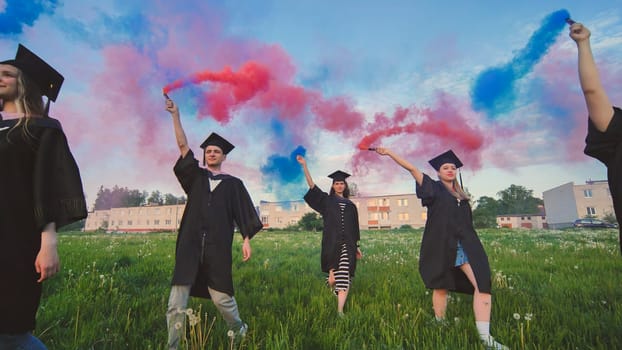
[543,180,613,229]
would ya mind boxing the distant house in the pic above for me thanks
[543,180,613,229]
[496,214,547,229]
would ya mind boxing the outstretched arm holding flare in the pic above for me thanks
[296,155,315,189]
[375,147,424,186]
[164,96,190,158]
[569,22,614,132]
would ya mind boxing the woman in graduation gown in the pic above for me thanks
[375,148,508,350]
[0,45,87,349]
[569,22,622,253]
[297,155,362,316]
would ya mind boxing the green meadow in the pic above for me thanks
[36,228,621,350]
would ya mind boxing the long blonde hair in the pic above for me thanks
[2,67,45,139]
[444,178,470,201]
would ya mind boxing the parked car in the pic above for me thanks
[573,218,618,228]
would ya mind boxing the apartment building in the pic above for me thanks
[543,180,613,229]
[259,193,426,230]
[85,192,427,232]
[84,204,185,232]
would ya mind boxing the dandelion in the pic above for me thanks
[454,317,460,324]
[227,330,235,338]
[174,322,182,330]
[186,308,194,316]
[601,300,607,305]
[99,274,105,279]
[574,265,579,269]
[524,313,533,321]
[513,313,521,320]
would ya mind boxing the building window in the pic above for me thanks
[154,220,160,225]
[587,207,596,216]
[146,220,150,225]
[261,216,269,224]
[398,213,410,221]
[381,212,389,220]
[111,220,114,225]
[380,198,389,206]
[127,220,132,225]
[583,189,592,198]
[292,204,298,212]
[165,219,171,225]
[367,199,377,206]
[369,212,379,220]
[527,216,531,220]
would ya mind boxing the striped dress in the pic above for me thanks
[328,202,351,294]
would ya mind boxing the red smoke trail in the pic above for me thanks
[353,93,488,172]
[163,61,272,123]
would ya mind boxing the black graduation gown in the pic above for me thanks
[171,150,262,298]
[304,185,360,276]
[416,174,491,294]
[0,116,87,333]
[584,106,622,253]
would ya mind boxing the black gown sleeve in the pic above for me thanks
[174,149,202,194]
[33,127,87,230]
[416,174,437,207]
[303,185,328,214]
[584,106,622,166]
[231,178,263,239]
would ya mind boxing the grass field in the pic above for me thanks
[35,228,621,349]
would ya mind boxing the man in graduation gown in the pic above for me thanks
[164,98,262,349]
[1,45,87,349]
[570,22,622,253]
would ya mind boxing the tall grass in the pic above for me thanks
[35,228,621,349]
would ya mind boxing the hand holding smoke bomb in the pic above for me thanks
[162,89,170,100]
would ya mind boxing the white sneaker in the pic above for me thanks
[482,336,509,350]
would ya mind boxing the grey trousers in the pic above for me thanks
[166,285,244,349]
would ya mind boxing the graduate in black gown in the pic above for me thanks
[164,97,262,349]
[569,22,622,253]
[297,155,362,317]
[375,148,508,350]
[0,45,87,349]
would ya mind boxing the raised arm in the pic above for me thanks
[375,147,424,186]
[296,155,315,188]
[166,98,190,157]
[570,22,614,132]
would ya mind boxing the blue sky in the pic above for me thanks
[2,1,621,208]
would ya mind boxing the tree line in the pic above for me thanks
[93,185,187,210]
[472,184,543,228]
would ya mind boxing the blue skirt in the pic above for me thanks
[454,241,469,267]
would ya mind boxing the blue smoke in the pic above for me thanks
[0,0,58,34]
[471,9,570,119]
[261,145,307,201]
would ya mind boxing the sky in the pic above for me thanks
[2,0,621,209]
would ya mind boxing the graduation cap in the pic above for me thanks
[328,170,351,182]
[200,132,235,154]
[1,44,64,116]
[428,150,463,171]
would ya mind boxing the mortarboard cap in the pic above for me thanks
[200,132,235,155]
[0,44,64,102]
[328,170,351,182]
[428,150,463,171]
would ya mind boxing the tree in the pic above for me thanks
[472,196,499,228]
[147,190,163,205]
[496,185,542,215]
[349,182,359,197]
[602,212,617,224]
[93,185,146,210]
[298,212,323,232]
